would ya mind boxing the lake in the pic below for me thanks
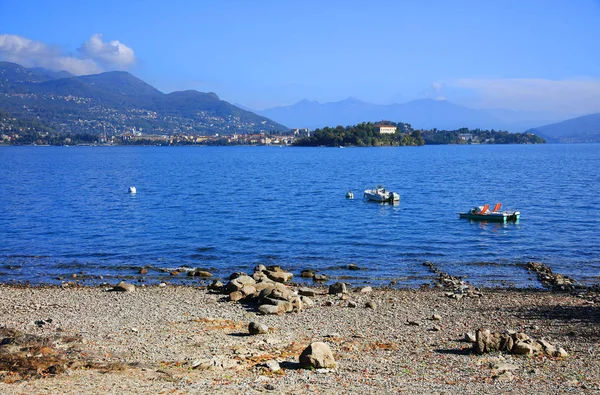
[0,144,599,287]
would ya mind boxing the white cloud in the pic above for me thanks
[0,33,136,76]
[451,78,600,114]
[77,33,136,68]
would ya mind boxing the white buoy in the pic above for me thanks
[128,186,137,194]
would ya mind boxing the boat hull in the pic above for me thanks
[459,212,520,222]
[364,190,400,203]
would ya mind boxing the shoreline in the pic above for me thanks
[0,274,598,393]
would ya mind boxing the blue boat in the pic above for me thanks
[459,203,520,222]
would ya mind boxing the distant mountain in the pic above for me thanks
[28,67,75,80]
[257,98,565,132]
[526,113,600,143]
[0,61,287,135]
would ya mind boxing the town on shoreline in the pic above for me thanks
[1,121,545,147]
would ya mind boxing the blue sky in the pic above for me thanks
[1,0,600,114]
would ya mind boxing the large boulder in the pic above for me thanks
[329,282,347,295]
[299,342,336,369]
[226,275,256,293]
[188,269,213,277]
[248,321,269,335]
[264,268,293,283]
[258,304,281,315]
[112,281,135,292]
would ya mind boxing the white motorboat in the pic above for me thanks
[363,186,399,203]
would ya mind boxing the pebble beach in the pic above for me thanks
[0,271,598,394]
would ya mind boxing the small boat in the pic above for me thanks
[459,203,520,222]
[363,186,400,203]
[346,191,354,199]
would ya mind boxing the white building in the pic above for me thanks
[375,124,397,134]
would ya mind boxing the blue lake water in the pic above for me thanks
[0,144,599,287]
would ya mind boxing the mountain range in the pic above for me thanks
[0,61,286,135]
[526,113,600,143]
[256,98,568,133]
[1,60,598,142]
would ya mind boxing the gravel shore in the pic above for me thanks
[0,284,598,394]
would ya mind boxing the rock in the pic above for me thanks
[348,301,357,308]
[555,347,569,358]
[406,320,420,326]
[262,298,293,313]
[208,280,224,290]
[252,271,269,281]
[299,342,336,369]
[258,304,281,315]
[158,282,167,287]
[112,281,135,292]
[248,322,269,335]
[226,275,256,293]
[301,269,315,278]
[138,268,148,275]
[324,301,334,306]
[328,282,347,295]
[512,340,538,355]
[229,272,246,280]
[537,339,557,356]
[493,370,514,381]
[492,362,518,374]
[190,356,239,371]
[290,296,303,311]
[359,286,372,294]
[254,264,267,273]
[269,288,293,301]
[277,300,294,313]
[298,287,317,297]
[170,271,180,276]
[313,274,328,282]
[347,264,360,270]
[262,360,280,372]
[240,285,257,297]
[265,269,293,283]
[300,296,314,307]
[431,314,442,321]
[263,266,294,283]
[474,329,491,354]
[365,301,377,309]
[513,332,530,342]
[339,294,349,300]
[473,329,514,354]
[188,269,213,277]
[430,325,441,332]
[229,291,244,302]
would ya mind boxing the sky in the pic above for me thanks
[1,0,600,115]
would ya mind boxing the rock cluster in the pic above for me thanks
[526,262,577,290]
[221,265,312,315]
[424,261,482,299]
[471,328,568,357]
[436,272,482,299]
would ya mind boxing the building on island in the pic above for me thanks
[375,124,397,134]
